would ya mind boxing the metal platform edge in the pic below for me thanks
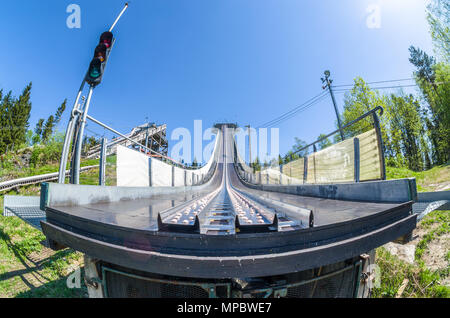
[41,213,416,279]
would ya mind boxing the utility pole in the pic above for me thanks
[245,125,252,168]
[321,70,345,141]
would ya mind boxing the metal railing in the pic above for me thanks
[237,106,386,185]
[290,106,384,158]
[0,165,98,193]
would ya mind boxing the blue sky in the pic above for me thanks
[0,0,434,163]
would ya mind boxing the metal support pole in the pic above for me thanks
[245,125,252,168]
[328,85,345,141]
[354,138,360,183]
[109,3,129,32]
[279,166,282,185]
[69,112,83,184]
[145,123,149,153]
[58,80,86,183]
[148,157,153,187]
[73,86,95,185]
[289,166,292,185]
[372,112,386,180]
[172,166,175,187]
[99,138,107,186]
[313,144,317,184]
[79,113,185,168]
[303,157,308,184]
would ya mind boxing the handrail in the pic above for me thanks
[80,112,189,169]
[289,106,384,158]
[0,165,98,192]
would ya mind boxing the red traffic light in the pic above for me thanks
[100,31,113,48]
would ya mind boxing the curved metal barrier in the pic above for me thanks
[0,165,98,193]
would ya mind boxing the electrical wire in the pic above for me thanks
[265,93,330,128]
[333,80,450,92]
[256,91,328,128]
[331,78,415,88]
[333,84,420,93]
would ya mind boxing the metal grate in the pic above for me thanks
[103,267,222,298]
[2,196,44,231]
[102,263,361,298]
[413,200,449,221]
[287,265,356,298]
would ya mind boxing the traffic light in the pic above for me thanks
[85,31,114,86]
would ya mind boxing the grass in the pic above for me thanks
[0,156,116,298]
[0,158,101,181]
[372,210,450,298]
[415,211,449,258]
[386,164,450,192]
[0,209,87,298]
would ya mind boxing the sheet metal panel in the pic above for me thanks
[117,145,149,187]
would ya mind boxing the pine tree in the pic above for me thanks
[426,0,450,62]
[9,83,32,149]
[252,157,261,172]
[317,134,332,150]
[0,89,5,153]
[54,99,67,125]
[409,46,449,164]
[0,91,14,152]
[42,115,55,143]
[386,93,424,171]
[33,118,45,145]
[192,157,198,168]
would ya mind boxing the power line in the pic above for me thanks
[333,83,420,92]
[266,93,329,128]
[333,80,450,93]
[254,78,449,129]
[261,92,328,128]
[256,91,328,128]
[331,78,415,88]
[85,127,104,138]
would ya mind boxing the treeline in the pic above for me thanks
[32,100,67,145]
[340,50,448,172]
[0,82,67,154]
[277,0,449,172]
[0,83,32,153]
[339,0,449,171]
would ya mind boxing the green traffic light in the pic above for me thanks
[89,59,102,79]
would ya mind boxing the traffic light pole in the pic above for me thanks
[58,79,86,183]
[57,3,129,184]
[72,86,94,184]
[110,3,129,32]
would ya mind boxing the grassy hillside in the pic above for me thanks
[386,164,450,192]
[373,210,449,298]
[0,211,87,297]
[374,164,449,298]
[0,153,116,298]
